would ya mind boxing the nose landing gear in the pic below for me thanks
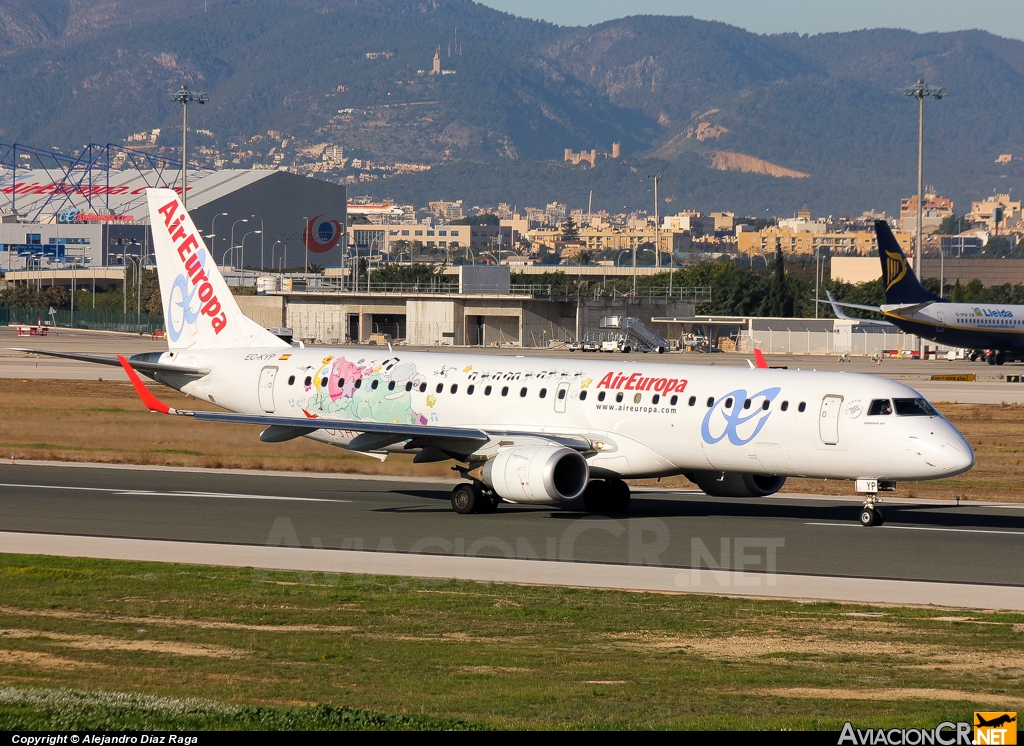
[855,479,896,527]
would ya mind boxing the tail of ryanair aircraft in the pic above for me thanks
[147,189,288,351]
[874,220,943,305]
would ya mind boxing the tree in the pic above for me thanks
[572,250,592,266]
[936,214,968,235]
[559,217,580,242]
[452,213,499,226]
[766,245,793,317]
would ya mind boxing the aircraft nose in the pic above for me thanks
[940,427,975,476]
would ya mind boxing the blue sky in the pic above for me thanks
[477,1,1024,42]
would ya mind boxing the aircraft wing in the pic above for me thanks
[10,348,210,376]
[880,301,936,315]
[815,292,882,314]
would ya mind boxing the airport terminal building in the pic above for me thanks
[0,169,347,272]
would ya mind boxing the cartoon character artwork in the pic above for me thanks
[295,355,429,425]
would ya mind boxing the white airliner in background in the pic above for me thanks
[17,191,975,527]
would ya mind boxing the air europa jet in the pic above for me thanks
[830,221,1024,365]
[19,190,974,527]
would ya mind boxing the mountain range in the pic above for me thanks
[1,0,1023,216]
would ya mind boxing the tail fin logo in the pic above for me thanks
[157,199,228,338]
[303,215,342,253]
[884,249,907,292]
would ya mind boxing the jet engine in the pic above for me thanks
[481,446,589,504]
[686,470,786,498]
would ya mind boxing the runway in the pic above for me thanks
[2,461,1023,609]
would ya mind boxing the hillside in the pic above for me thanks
[0,0,1022,215]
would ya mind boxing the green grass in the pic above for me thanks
[0,553,1021,730]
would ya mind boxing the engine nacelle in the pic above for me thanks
[686,470,787,498]
[482,446,589,504]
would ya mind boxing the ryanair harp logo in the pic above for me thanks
[885,249,907,292]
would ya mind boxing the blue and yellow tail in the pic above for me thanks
[874,220,942,305]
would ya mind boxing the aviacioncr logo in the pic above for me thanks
[303,215,343,254]
[165,248,207,342]
[701,387,781,446]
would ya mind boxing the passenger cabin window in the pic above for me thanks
[706,397,714,407]
[598,392,606,402]
[405,382,413,391]
[288,375,295,385]
[520,387,528,397]
[616,392,624,403]
[338,377,345,388]
[893,398,939,417]
[558,389,567,400]
[743,398,751,409]
[539,388,547,398]
[371,380,379,390]
[501,386,509,396]
[652,394,660,404]
[688,396,695,406]
[304,376,312,386]
[761,400,770,411]
[580,390,587,401]
[467,385,475,395]
[671,395,679,406]
[725,397,733,408]
[388,381,395,391]
[435,383,443,394]
[354,379,361,389]
[867,399,893,416]
[450,384,458,394]
[484,385,492,395]
[633,393,641,403]
[419,382,427,393]
[781,401,789,411]
[321,377,328,387]
[798,402,806,412]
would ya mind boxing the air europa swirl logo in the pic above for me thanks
[701,387,781,446]
[303,215,343,253]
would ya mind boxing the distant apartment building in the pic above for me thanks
[428,199,464,222]
[737,226,912,257]
[899,192,953,236]
[662,212,715,237]
[968,193,1022,232]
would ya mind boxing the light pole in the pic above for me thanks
[647,173,661,270]
[240,230,261,271]
[170,85,208,211]
[272,241,285,273]
[301,216,309,277]
[250,214,264,270]
[229,218,248,269]
[904,79,947,279]
[209,211,228,261]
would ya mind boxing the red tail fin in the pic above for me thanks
[754,349,768,369]
[117,355,171,414]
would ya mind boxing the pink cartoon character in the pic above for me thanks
[327,357,370,400]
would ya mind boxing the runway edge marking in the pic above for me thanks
[2,531,1024,611]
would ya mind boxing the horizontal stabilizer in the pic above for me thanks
[880,301,935,315]
[11,348,209,376]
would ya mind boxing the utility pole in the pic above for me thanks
[171,85,209,210]
[903,79,947,278]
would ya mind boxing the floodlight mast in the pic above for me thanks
[171,85,209,210]
[903,79,947,278]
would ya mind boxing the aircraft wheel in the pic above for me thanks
[996,351,1006,365]
[988,353,997,365]
[477,491,501,514]
[582,480,610,512]
[874,507,885,526]
[451,483,481,514]
[606,479,631,512]
[860,507,880,527]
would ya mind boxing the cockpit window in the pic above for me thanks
[894,398,940,417]
[867,399,893,416]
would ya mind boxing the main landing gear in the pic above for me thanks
[581,478,631,513]
[450,482,501,514]
[855,479,896,527]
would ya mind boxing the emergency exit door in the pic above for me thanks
[258,366,278,413]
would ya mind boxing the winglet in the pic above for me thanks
[117,355,172,414]
[754,349,768,369]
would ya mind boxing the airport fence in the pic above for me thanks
[3,306,164,335]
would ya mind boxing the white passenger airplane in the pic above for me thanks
[829,221,1024,365]
[17,190,975,527]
